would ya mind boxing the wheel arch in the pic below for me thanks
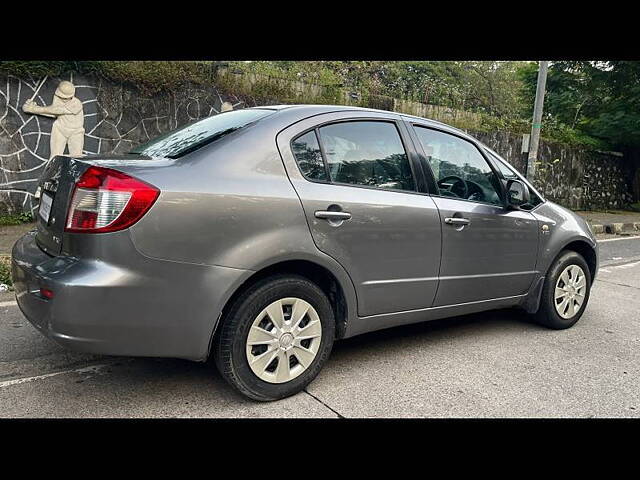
[207,257,357,359]
[556,239,598,281]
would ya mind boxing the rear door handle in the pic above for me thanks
[315,211,352,221]
[444,217,470,226]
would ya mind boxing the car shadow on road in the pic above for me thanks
[45,307,538,409]
[127,308,532,383]
[335,307,535,350]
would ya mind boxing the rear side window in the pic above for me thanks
[131,109,274,159]
[291,131,328,181]
[317,121,415,192]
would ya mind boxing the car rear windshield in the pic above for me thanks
[130,108,275,159]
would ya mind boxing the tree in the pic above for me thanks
[519,61,640,150]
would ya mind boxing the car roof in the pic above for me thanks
[252,104,471,137]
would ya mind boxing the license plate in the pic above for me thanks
[39,192,53,224]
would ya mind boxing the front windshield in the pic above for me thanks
[130,108,275,159]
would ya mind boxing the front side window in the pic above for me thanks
[316,121,416,192]
[413,126,503,206]
[131,108,275,159]
[494,157,519,179]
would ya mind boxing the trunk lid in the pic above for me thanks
[35,155,90,255]
[34,154,157,255]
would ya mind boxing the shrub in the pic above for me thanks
[0,212,34,226]
[0,256,11,288]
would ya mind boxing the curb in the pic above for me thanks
[590,222,640,235]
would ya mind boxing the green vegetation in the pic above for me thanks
[1,60,638,152]
[0,61,217,96]
[519,61,640,152]
[0,212,34,226]
[0,256,11,288]
[234,62,512,108]
[0,212,34,288]
[227,60,526,115]
[225,61,613,149]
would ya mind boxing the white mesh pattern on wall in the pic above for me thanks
[0,72,248,214]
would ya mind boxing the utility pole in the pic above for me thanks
[526,61,549,181]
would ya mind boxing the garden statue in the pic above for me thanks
[22,80,85,159]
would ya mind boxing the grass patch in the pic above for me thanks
[0,212,34,226]
[0,255,12,289]
[0,61,217,96]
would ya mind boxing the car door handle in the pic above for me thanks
[444,217,470,225]
[315,210,352,221]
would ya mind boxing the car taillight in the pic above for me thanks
[65,166,159,233]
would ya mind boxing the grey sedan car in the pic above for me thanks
[12,105,598,401]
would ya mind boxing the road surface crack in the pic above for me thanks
[0,362,115,389]
[596,278,640,290]
[304,388,344,418]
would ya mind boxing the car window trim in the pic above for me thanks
[409,122,510,209]
[311,128,333,183]
[396,119,431,194]
[400,119,438,195]
[289,118,421,195]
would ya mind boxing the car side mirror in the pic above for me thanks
[506,179,530,209]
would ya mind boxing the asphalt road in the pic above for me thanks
[598,235,640,266]
[1,236,639,418]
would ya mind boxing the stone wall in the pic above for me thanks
[473,131,633,210]
[0,73,251,214]
[0,71,633,213]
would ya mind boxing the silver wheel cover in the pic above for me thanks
[246,297,322,384]
[554,264,587,319]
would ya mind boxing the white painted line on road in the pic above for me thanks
[0,363,112,389]
[598,236,640,243]
[0,300,17,307]
[599,260,640,274]
[611,261,640,269]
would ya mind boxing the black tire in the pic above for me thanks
[213,274,335,401]
[533,250,592,329]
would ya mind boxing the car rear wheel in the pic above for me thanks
[533,250,592,329]
[213,274,335,401]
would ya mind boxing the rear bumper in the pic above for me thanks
[12,231,250,361]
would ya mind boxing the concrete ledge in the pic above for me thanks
[601,222,640,235]
[590,222,640,236]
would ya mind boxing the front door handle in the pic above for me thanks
[315,210,352,221]
[444,217,470,226]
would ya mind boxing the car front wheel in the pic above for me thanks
[213,274,335,401]
[533,250,592,329]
